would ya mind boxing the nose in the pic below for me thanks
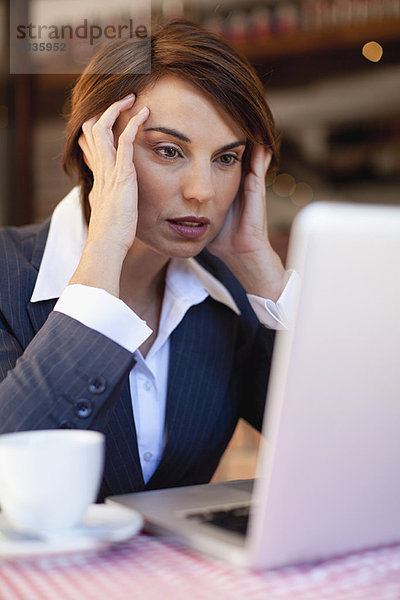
[182,161,215,204]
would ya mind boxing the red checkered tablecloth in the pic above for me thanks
[1,534,400,600]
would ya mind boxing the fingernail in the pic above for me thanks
[123,93,135,101]
[138,106,149,115]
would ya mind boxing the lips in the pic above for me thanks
[167,216,210,240]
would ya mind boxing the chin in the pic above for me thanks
[165,243,208,259]
[147,239,208,260]
[171,247,205,259]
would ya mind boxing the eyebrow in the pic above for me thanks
[143,126,246,152]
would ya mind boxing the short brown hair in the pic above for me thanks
[63,18,280,213]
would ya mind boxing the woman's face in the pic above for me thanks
[114,75,246,258]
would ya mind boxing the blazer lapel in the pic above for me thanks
[26,299,57,337]
[146,298,237,490]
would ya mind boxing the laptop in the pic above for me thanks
[107,201,400,570]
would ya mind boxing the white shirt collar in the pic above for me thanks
[31,187,240,316]
[30,187,87,303]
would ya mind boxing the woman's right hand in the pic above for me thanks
[79,94,149,254]
[69,95,150,297]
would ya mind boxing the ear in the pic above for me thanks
[78,133,92,171]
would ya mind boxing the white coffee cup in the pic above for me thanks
[0,429,105,532]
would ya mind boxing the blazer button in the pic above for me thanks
[88,377,107,394]
[74,399,93,419]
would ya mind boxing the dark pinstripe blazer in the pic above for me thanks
[0,220,275,501]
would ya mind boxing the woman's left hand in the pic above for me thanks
[207,144,286,302]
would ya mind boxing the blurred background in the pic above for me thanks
[1,0,399,479]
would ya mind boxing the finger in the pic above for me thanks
[243,145,267,205]
[88,95,136,172]
[80,115,100,162]
[115,106,150,177]
[92,94,135,140]
[81,113,101,148]
[264,150,272,173]
[80,114,107,173]
[250,144,272,174]
[250,144,266,178]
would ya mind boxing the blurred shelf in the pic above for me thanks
[4,13,400,225]
[267,64,400,129]
[228,19,400,61]
[36,73,77,92]
[10,19,400,97]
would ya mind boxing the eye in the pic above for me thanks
[155,145,182,160]
[217,153,241,166]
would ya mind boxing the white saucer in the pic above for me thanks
[0,504,143,560]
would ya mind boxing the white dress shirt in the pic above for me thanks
[31,187,298,482]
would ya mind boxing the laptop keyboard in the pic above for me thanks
[185,505,250,536]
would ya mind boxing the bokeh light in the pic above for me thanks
[362,41,383,62]
[265,170,276,187]
[290,182,314,207]
[273,173,296,197]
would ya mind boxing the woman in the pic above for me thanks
[0,19,294,501]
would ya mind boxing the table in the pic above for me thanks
[1,534,400,600]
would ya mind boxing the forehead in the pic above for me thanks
[136,75,244,141]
